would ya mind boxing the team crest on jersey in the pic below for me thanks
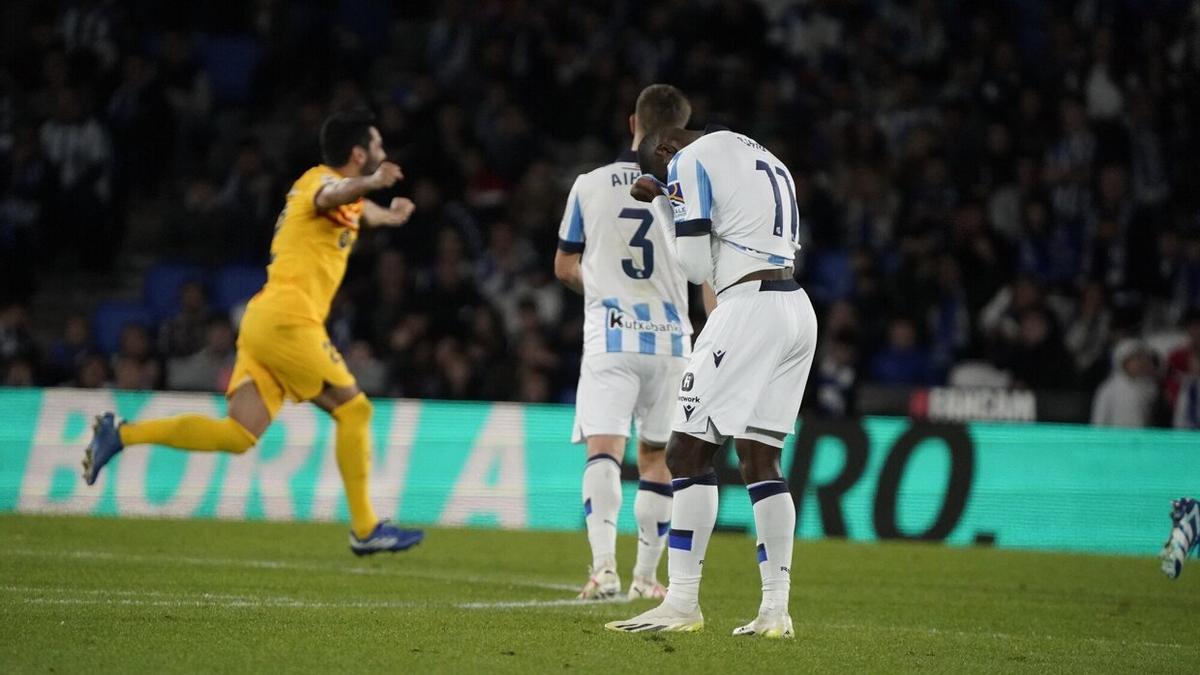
[338,229,351,249]
[667,181,685,218]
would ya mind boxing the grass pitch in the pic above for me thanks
[1,514,1195,673]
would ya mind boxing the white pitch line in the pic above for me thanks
[1,547,577,592]
[457,597,629,610]
[5,584,426,609]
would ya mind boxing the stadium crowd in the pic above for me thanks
[2,0,1200,428]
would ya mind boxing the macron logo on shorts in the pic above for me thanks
[683,405,696,420]
[713,350,726,367]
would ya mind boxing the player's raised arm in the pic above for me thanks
[554,176,586,294]
[362,196,415,227]
[315,161,401,210]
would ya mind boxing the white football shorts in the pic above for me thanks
[572,352,689,445]
[673,279,817,448]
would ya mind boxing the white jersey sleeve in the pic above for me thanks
[667,154,715,237]
[557,176,586,254]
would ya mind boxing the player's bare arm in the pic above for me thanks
[362,197,416,227]
[554,249,584,294]
[314,161,403,210]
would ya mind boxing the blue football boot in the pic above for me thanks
[82,412,124,486]
[349,520,424,556]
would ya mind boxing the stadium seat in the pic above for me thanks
[143,263,208,321]
[92,301,154,355]
[212,264,266,313]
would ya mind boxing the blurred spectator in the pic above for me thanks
[74,354,110,389]
[1001,308,1074,390]
[1164,309,1200,411]
[346,340,388,397]
[166,317,235,392]
[49,314,95,384]
[159,280,211,357]
[1064,283,1113,385]
[870,317,932,385]
[1091,339,1159,427]
[39,87,113,268]
[215,138,277,261]
[113,323,160,388]
[813,330,858,417]
[4,357,35,386]
[0,303,36,364]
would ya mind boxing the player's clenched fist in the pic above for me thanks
[630,174,664,203]
[386,197,415,225]
[370,161,404,190]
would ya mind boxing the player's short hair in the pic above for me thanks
[319,109,376,167]
[635,84,691,135]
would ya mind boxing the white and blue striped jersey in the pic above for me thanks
[558,150,692,358]
[667,126,801,291]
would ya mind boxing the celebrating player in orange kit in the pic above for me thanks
[82,109,424,554]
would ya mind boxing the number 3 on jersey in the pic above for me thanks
[619,207,654,280]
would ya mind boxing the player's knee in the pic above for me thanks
[736,444,782,483]
[665,438,705,477]
[333,393,372,426]
[225,419,258,454]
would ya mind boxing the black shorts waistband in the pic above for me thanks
[759,278,801,292]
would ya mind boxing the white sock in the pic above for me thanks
[748,479,795,616]
[632,480,672,581]
[664,472,719,613]
[582,454,622,568]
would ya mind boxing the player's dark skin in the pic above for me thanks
[666,432,784,485]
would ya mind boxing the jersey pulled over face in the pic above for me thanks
[249,165,362,324]
[558,152,693,358]
[667,129,801,291]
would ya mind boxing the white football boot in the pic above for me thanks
[733,612,795,639]
[627,575,667,600]
[605,601,704,633]
[578,560,620,600]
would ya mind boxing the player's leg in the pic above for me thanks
[731,434,796,639]
[310,382,422,554]
[730,286,816,638]
[83,379,271,486]
[1161,497,1200,579]
[606,429,719,632]
[627,356,681,599]
[573,353,639,598]
[578,435,626,599]
[629,439,671,599]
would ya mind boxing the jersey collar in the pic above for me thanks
[616,148,638,163]
[703,123,730,134]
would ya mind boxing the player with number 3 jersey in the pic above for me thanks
[554,85,703,602]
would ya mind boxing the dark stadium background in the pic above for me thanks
[2,0,1199,428]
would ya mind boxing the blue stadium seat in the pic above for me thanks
[92,301,154,355]
[143,263,208,321]
[212,264,266,312]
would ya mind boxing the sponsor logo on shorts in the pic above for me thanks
[678,395,700,403]
[606,308,681,334]
[681,372,694,392]
[713,350,726,367]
